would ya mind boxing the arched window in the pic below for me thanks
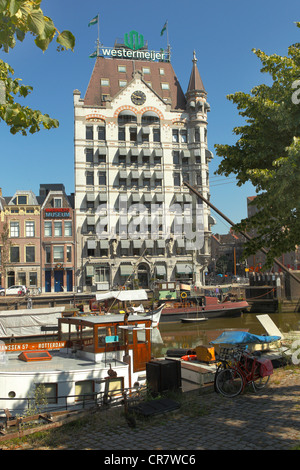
[118,110,137,125]
[141,111,160,125]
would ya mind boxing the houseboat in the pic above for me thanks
[0,313,152,416]
[158,291,249,322]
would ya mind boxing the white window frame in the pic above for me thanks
[10,221,19,237]
[25,220,35,237]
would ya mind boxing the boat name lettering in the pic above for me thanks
[5,341,66,352]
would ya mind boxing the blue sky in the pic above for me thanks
[0,0,299,234]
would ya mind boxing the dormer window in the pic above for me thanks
[17,195,27,205]
[53,198,62,208]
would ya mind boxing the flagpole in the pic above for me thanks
[97,13,100,56]
[166,21,171,62]
[166,21,169,49]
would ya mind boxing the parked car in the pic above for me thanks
[0,286,5,296]
[5,285,29,296]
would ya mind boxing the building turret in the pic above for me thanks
[186,50,210,115]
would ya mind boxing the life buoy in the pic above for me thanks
[181,291,187,299]
[181,354,197,362]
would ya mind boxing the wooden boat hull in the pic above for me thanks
[161,299,249,323]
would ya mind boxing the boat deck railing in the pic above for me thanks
[0,384,147,423]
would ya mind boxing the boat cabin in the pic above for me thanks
[57,315,152,374]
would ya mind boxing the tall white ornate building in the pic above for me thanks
[74,32,214,292]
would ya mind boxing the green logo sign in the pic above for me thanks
[124,30,144,51]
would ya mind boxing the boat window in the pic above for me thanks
[105,377,124,399]
[97,326,114,346]
[35,383,57,404]
[116,325,133,347]
[75,380,95,402]
[136,328,146,343]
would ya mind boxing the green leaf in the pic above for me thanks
[8,0,22,16]
[15,28,25,42]
[56,30,75,51]
[0,0,8,14]
[27,10,45,35]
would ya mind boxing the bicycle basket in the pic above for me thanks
[218,347,235,361]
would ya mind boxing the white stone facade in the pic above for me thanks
[74,54,213,292]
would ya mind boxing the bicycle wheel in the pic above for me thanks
[214,362,226,392]
[215,367,244,398]
[252,375,270,392]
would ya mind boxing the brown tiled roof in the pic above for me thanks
[84,57,186,110]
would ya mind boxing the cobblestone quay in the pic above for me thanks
[2,368,300,451]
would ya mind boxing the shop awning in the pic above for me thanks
[87,239,96,249]
[131,193,140,202]
[99,240,109,249]
[86,192,95,202]
[87,216,95,225]
[131,170,139,179]
[98,147,107,155]
[120,265,134,276]
[86,265,94,277]
[176,264,193,274]
[176,238,185,248]
[99,193,107,201]
[119,170,128,179]
[120,240,130,249]
[133,239,142,248]
[156,265,166,275]
[144,193,152,202]
[145,239,154,248]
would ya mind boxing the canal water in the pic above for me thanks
[151,311,300,358]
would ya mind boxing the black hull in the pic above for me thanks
[160,307,244,323]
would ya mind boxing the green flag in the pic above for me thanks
[160,21,167,36]
[89,51,97,58]
[88,15,98,27]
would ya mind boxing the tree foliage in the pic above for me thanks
[0,0,75,135]
[215,23,300,267]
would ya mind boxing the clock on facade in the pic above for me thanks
[131,90,146,105]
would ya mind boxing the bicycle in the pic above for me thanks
[214,345,272,398]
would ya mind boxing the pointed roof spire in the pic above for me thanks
[187,50,206,95]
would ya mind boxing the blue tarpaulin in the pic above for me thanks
[210,330,281,345]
